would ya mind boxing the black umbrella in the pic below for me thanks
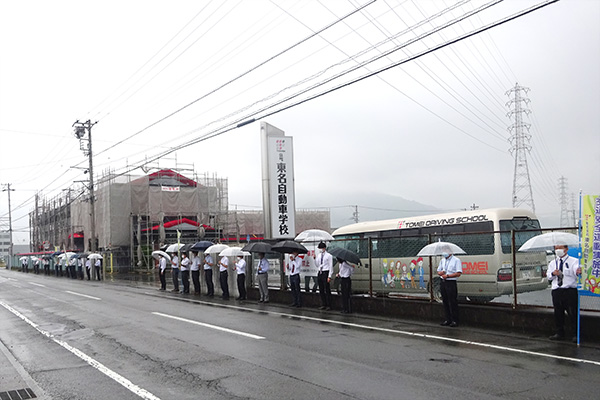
[190,241,213,251]
[329,247,361,265]
[271,240,308,254]
[242,242,272,253]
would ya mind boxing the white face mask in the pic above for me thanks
[441,252,449,259]
[555,249,565,258]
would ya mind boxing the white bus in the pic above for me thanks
[331,208,548,302]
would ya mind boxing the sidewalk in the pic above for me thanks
[0,335,46,400]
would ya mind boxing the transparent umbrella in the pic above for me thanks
[295,229,334,243]
[151,250,171,261]
[518,232,579,252]
[417,241,466,257]
[204,244,229,254]
[219,247,246,257]
[166,243,185,253]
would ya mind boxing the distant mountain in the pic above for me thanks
[298,191,439,230]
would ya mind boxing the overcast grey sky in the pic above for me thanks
[1,0,599,245]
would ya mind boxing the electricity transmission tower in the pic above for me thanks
[558,176,570,227]
[506,83,535,213]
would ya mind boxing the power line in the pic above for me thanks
[96,0,558,186]
[87,0,377,162]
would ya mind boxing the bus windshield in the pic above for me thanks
[500,218,542,253]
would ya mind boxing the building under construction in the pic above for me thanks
[29,167,330,271]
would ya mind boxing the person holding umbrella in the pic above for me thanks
[235,255,247,301]
[170,252,180,293]
[437,249,462,327]
[547,244,581,342]
[85,257,92,280]
[180,252,191,294]
[315,242,333,310]
[159,254,167,291]
[336,257,355,313]
[256,253,270,303]
[288,251,302,307]
[203,252,215,297]
[190,251,201,295]
[219,255,230,300]
[94,257,102,281]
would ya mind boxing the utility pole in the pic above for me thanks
[73,120,98,252]
[558,176,569,227]
[2,184,14,269]
[352,205,359,223]
[506,83,535,213]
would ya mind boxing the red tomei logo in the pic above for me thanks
[462,261,488,274]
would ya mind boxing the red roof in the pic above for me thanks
[148,169,198,187]
[142,218,215,232]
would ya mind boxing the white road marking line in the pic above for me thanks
[0,301,161,400]
[65,290,101,300]
[147,294,600,367]
[152,312,265,340]
[29,282,46,287]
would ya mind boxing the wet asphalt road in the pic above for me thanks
[1,268,599,400]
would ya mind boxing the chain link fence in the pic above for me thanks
[322,227,598,311]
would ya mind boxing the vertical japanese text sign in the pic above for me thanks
[581,195,600,294]
[267,136,296,239]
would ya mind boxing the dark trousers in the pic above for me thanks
[237,273,246,300]
[305,276,318,292]
[440,279,459,324]
[191,270,200,294]
[317,271,332,307]
[220,270,229,299]
[341,277,352,313]
[552,287,578,336]
[77,266,83,280]
[204,269,214,296]
[159,270,167,290]
[95,266,101,280]
[181,270,190,293]
[290,274,301,306]
[44,265,50,275]
[172,268,180,291]
[86,268,91,280]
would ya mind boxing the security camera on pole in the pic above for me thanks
[72,120,98,253]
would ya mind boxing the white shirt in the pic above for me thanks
[95,259,101,267]
[159,257,167,272]
[235,258,246,275]
[180,256,190,271]
[338,261,354,278]
[437,255,462,281]
[289,257,301,276]
[219,256,229,272]
[547,255,580,290]
[86,259,91,269]
[257,257,269,274]
[191,255,200,271]
[315,250,334,278]
[203,254,213,270]
[171,255,179,269]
